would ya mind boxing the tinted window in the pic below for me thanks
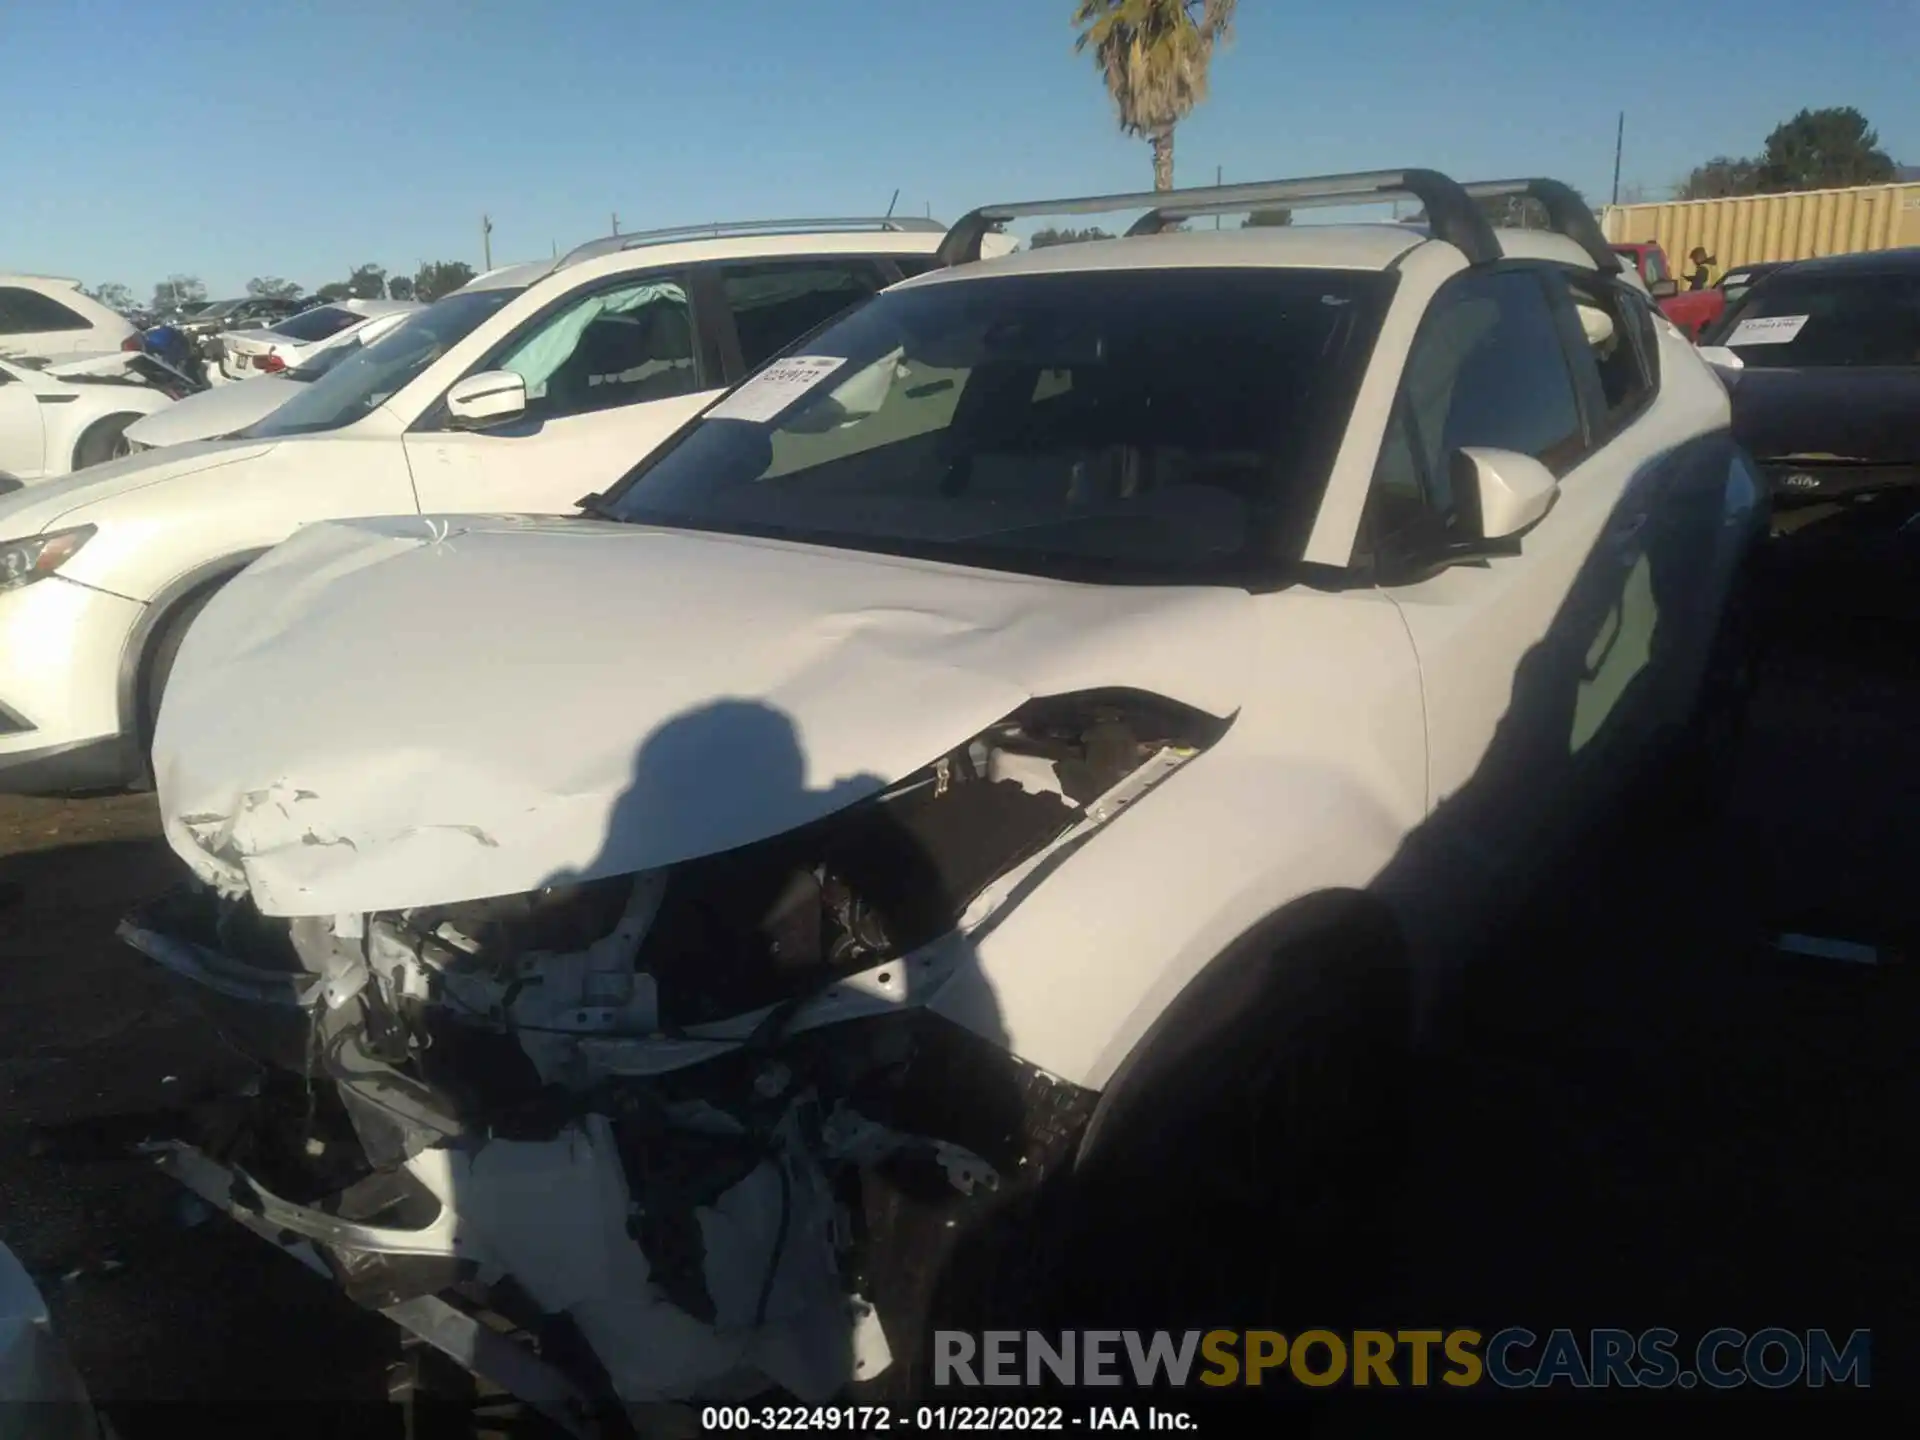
[487,277,698,421]
[245,288,522,438]
[723,261,888,371]
[1366,268,1584,546]
[0,287,91,335]
[270,306,367,343]
[1643,250,1669,285]
[1703,270,1920,367]
[606,268,1389,583]
[1562,274,1657,427]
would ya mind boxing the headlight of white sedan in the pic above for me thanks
[0,526,96,593]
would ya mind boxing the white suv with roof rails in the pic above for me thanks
[122,172,1766,1414]
[0,217,982,794]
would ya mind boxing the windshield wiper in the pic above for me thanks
[575,491,622,520]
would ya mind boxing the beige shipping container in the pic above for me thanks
[1600,182,1920,268]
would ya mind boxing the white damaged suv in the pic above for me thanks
[123,174,1764,1417]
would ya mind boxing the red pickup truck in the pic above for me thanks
[1611,242,1724,339]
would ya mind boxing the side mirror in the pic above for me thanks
[445,370,527,429]
[1649,278,1679,299]
[1456,446,1559,540]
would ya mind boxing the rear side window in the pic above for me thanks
[0,286,91,335]
[1559,274,1658,433]
[270,306,366,343]
[721,261,890,372]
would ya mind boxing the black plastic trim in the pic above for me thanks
[1460,179,1622,274]
[0,735,130,796]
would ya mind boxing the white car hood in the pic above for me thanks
[0,439,276,536]
[124,377,296,449]
[155,514,1251,918]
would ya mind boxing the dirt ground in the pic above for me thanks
[2,509,1915,1434]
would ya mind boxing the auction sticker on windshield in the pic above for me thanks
[1726,314,1810,346]
[707,355,848,424]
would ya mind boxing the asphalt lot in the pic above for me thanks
[2,504,1914,1435]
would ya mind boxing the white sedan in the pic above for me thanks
[126,307,422,452]
[0,351,188,489]
[217,298,419,382]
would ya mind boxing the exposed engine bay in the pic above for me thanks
[120,691,1227,1423]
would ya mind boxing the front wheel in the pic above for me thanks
[138,588,219,784]
[72,413,139,471]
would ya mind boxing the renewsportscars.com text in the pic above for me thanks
[934,1327,1870,1390]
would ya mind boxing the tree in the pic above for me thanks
[246,276,303,301]
[414,260,477,301]
[1029,226,1115,247]
[1072,0,1237,191]
[315,281,353,303]
[387,275,416,301]
[85,281,136,312]
[152,274,207,311]
[1677,109,1895,200]
[1678,157,1759,200]
[1241,208,1291,227]
[345,263,388,300]
[1755,107,1894,192]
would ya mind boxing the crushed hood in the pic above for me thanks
[155,514,1250,918]
[0,439,276,536]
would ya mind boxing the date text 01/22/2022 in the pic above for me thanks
[698,1404,1198,1432]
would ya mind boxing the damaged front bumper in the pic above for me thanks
[120,694,1214,1417]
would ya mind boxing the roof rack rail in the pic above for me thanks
[558,216,946,268]
[937,169,1500,267]
[1458,179,1621,274]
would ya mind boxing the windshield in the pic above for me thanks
[1703,269,1920,367]
[243,288,522,437]
[604,268,1388,583]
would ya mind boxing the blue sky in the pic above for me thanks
[2,0,1914,299]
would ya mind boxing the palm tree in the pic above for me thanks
[1072,0,1237,191]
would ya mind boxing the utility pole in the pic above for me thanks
[1215,165,1222,228]
[1611,112,1625,207]
[481,213,493,270]
[611,213,620,236]
[885,188,899,219]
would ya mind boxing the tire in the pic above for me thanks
[139,588,219,772]
[71,413,139,471]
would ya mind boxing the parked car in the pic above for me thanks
[125,309,423,451]
[1697,246,1920,506]
[0,215,964,795]
[0,350,188,483]
[216,299,420,381]
[0,275,138,359]
[1611,242,1724,338]
[118,173,1764,1413]
[1716,259,1794,307]
[176,296,308,341]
